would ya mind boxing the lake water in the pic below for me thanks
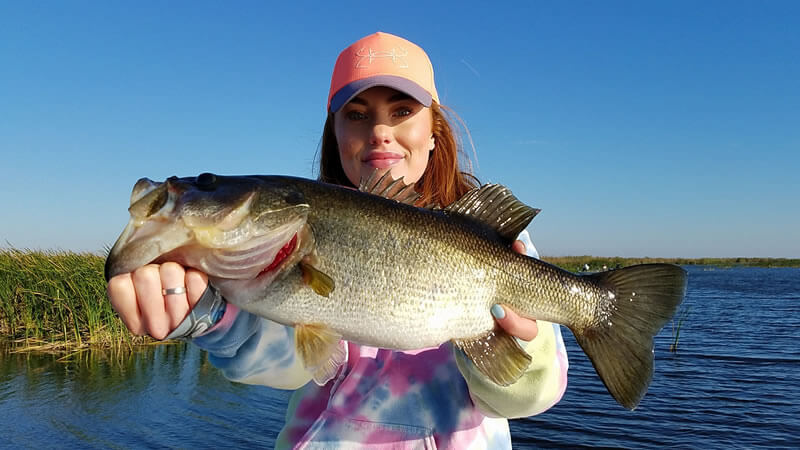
[1,266,798,448]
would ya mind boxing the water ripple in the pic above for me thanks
[0,266,798,448]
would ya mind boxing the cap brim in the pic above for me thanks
[329,75,433,112]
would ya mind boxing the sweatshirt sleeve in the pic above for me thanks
[190,303,313,390]
[454,229,570,418]
[455,320,569,418]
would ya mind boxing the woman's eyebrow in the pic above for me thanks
[388,92,412,102]
[348,92,413,106]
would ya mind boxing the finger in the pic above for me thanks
[160,262,189,332]
[185,269,209,309]
[133,264,170,339]
[491,304,539,341]
[107,273,144,335]
[512,240,525,255]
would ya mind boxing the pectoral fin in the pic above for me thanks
[452,327,532,386]
[295,323,346,385]
[299,258,335,297]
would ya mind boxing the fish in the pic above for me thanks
[105,171,687,410]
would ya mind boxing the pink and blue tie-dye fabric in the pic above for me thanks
[276,343,514,449]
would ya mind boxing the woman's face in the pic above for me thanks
[334,86,435,186]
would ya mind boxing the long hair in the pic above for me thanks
[316,102,479,207]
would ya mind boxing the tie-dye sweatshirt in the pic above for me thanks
[191,230,569,449]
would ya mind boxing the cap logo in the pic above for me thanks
[355,46,409,69]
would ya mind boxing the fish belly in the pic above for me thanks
[236,261,499,350]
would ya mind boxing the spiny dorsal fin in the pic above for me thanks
[358,169,421,206]
[452,327,532,386]
[444,184,540,244]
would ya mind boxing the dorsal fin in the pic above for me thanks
[358,170,420,206]
[444,184,540,244]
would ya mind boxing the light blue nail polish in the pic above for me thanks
[491,304,505,320]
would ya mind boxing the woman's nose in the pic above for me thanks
[369,124,392,146]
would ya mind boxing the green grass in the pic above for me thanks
[0,248,149,351]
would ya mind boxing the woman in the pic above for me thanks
[108,32,568,449]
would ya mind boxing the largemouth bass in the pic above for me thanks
[105,171,686,410]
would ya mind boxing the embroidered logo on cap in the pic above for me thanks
[355,47,409,69]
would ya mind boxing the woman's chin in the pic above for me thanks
[361,165,404,180]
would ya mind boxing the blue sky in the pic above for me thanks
[1,1,798,258]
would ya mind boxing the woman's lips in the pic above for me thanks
[363,152,403,169]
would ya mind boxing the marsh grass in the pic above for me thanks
[0,248,150,352]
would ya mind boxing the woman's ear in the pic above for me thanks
[429,135,436,152]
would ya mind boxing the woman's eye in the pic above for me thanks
[346,111,367,121]
[394,107,412,117]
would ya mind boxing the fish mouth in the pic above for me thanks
[105,215,307,282]
[105,173,313,283]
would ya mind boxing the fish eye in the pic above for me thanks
[284,190,305,205]
[196,172,217,191]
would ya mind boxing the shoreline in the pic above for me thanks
[2,249,798,351]
[541,256,800,272]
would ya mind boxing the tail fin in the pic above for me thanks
[575,264,687,410]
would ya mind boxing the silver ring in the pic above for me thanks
[162,287,187,296]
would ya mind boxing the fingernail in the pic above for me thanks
[491,304,505,320]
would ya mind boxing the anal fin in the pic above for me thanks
[295,323,345,385]
[453,327,532,386]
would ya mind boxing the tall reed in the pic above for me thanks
[669,305,692,353]
[0,248,146,351]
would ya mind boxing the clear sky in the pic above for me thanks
[1,1,798,258]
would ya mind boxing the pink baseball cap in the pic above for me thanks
[327,32,440,112]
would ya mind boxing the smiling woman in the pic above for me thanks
[318,33,477,209]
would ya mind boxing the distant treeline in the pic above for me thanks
[541,256,800,272]
[1,248,797,350]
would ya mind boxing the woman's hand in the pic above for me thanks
[492,240,539,341]
[107,263,208,340]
